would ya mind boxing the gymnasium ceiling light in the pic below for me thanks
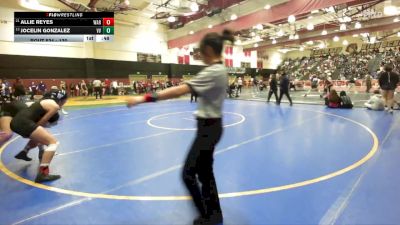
[167,16,176,23]
[344,16,352,22]
[190,2,199,12]
[256,24,263,30]
[288,15,296,24]
[189,30,194,35]
[264,4,271,10]
[343,40,349,45]
[208,24,213,28]
[230,14,238,21]
[333,36,340,42]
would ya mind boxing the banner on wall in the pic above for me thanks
[226,67,246,74]
[182,75,194,81]
[240,62,251,68]
[129,75,148,83]
[151,75,168,81]
[361,39,400,51]
[311,47,342,56]
[137,53,161,63]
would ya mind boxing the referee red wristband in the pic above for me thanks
[144,93,158,102]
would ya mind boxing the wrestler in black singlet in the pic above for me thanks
[11,101,48,138]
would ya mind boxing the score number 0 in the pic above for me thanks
[103,18,114,26]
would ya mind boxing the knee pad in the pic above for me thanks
[45,142,59,152]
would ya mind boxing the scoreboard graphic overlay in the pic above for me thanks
[14,12,114,42]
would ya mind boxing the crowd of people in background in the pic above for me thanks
[0,78,188,102]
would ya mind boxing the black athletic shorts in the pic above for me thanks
[10,116,38,138]
[0,102,27,117]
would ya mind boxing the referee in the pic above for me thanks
[127,29,234,225]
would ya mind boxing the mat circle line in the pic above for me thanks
[147,111,246,131]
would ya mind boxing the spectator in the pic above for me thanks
[237,77,243,94]
[365,90,385,110]
[118,82,126,95]
[252,77,259,93]
[59,81,66,92]
[278,73,293,106]
[75,82,80,96]
[322,78,333,98]
[104,79,111,95]
[102,81,106,96]
[93,79,102,99]
[87,80,93,96]
[339,91,353,109]
[29,81,38,100]
[325,89,341,108]
[2,79,12,101]
[80,80,88,97]
[112,80,118,95]
[12,78,26,101]
[348,77,356,93]
[267,74,278,103]
[132,81,137,93]
[378,63,400,113]
[365,74,372,93]
[38,81,46,94]
[69,82,75,97]
[58,81,68,115]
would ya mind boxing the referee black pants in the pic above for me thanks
[94,87,102,99]
[267,89,278,102]
[183,118,223,219]
[278,89,293,105]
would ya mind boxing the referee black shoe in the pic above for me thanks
[15,151,32,161]
[193,214,223,225]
